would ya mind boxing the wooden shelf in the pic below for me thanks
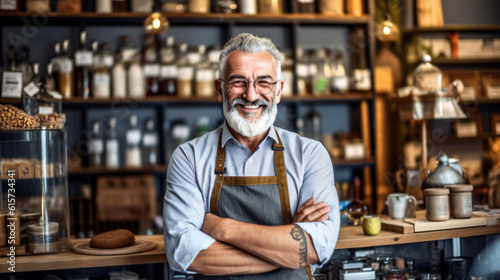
[403,24,500,34]
[3,225,500,272]
[436,134,500,143]
[1,93,373,107]
[68,165,168,175]
[0,12,372,26]
[433,58,500,65]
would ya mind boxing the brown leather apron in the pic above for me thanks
[199,129,313,280]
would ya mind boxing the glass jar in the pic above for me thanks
[188,0,209,13]
[424,188,450,221]
[0,129,71,254]
[446,184,473,219]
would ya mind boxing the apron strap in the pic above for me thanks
[273,129,292,225]
[210,130,226,214]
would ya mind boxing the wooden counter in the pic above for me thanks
[2,225,500,273]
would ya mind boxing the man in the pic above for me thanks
[163,33,340,279]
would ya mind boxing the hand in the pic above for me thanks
[292,198,330,223]
[202,213,227,240]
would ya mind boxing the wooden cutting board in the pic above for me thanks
[381,211,488,233]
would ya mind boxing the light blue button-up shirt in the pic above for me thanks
[163,122,340,273]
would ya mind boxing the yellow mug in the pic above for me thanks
[362,215,381,236]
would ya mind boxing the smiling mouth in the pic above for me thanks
[240,104,261,109]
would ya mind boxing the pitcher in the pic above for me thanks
[386,193,417,219]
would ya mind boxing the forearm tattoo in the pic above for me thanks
[290,225,307,267]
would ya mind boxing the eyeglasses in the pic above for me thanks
[220,78,279,95]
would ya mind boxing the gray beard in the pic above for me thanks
[223,94,278,137]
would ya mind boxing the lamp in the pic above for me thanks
[376,13,399,42]
[144,0,169,34]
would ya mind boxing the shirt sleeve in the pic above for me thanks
[163,145,216,273]
[294,142,340,268]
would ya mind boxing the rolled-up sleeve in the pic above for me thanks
[295,142,340,268]
[163,146,216,273]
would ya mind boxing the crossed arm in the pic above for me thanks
[188,198,331,276]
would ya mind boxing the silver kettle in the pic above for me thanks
[422,153,465,190]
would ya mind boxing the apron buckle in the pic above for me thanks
[215,168,226,175]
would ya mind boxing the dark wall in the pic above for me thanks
[442,0,500,25]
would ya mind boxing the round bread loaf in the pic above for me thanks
[90,229,135,249]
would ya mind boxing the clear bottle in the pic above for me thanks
[413,53,442,94]
[160,36,178,95]
[59,39,75,99]
[168,119,191,160]
[50,43,61,92]
[112,53,127,99]
[176,43,194,97]
[195,44,215,97]
[142,118,159,166]
[295,47,309,96]
[280,50,294,97]
[304,110,322,142]
[45,63,56,92]
[126,114,142,167]
[128,53,145,98]
[331,49,349,94]
[23,77,62,116]
[75,30,93,99]
[119,35,138,67]
[143,35,160,96]
[17,45,34,87]
[306,49,318,94]
[105,117,120,169]
[312,49,330,96]
[92,43,112,99]
[88,121,104,167]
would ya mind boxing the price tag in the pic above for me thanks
[160,65,178,78]
[122,49,137,63]
[60,60,73,73]
[144,64,160,77]
[38,105,54,115]
[143,134,158,147]
[1,71,23,98]
[24,82,40,97]
[75,51,94,67]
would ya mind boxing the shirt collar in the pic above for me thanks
[221,121,278,148]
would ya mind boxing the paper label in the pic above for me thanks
[75,51,93,66]
[106,140,119,154]
[172,125,190,139]
[344,143,365,159]
[60,60,73,73]
[143,134,158,147]
[196,69,213,82]
[296,64,308,77]
[51,57,62,71]
[1,71,23,98]
[144,64,160,77]
[160,65,178,78]
[281,70,293,96]
[24,82,40,97]
[0,0,17,10]
[122,49,137,63]
[332,76,349,92]
[38,105,53,115]
[178,67,194,80]
[126,130,141,145]
[93,73,110,98]
[48,90,63,99]
[89,139,104,154]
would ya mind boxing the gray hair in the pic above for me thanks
[219,33,282,81]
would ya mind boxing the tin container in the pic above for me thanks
[424,188,450,221]
[446,184,473,219]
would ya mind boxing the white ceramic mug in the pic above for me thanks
[386,193,417,219]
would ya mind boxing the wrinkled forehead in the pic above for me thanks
[224,50,278,79]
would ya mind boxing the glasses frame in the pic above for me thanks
[220,78,279,95]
